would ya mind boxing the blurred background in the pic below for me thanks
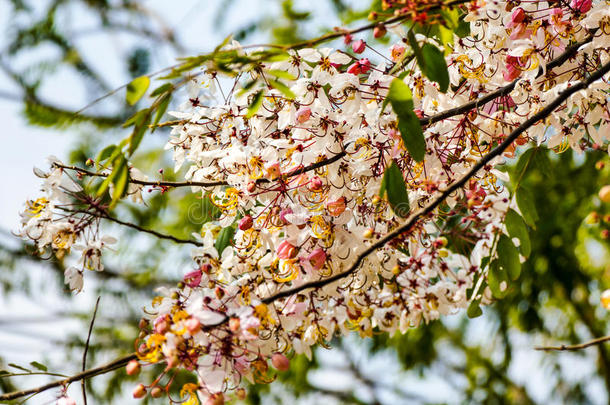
[1,0,610,404]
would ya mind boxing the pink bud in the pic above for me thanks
[570,0,592,13]
[57,397,77,405]
[271,353,290,371]
[358,58,371,74]
[343,33,353,44]
[183,269,202,288]
[277,241,298,259]
[373,24,386,38]
[306,248,327,271]
[247,181,256,193]
[154,315,170,335]
[347,62,361,75]
[186,317,201,335]
[309,176,323,191]
[126,360,141,376]
[133,384,147,399]
[352,39,366,54]
[296,106,312,124]
[508,8,526,28]
[238,215,253,231]
[265,162,281,179]
[326,197,347,216]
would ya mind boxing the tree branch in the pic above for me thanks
[535,335,610,351]
[82,296,101,405]
[0,354,137,402]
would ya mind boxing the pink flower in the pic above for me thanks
[352,39,366,54]
[296,106,311,123]
[238,215,253,231]
[305,248,327,271]
[326,197,347,216]
[343,33,353,44]
[507,8,532,39]
[570,0,592,13]
[503,56,521,81]
[308,176,323,191]
[183,269,202,288]
[390,44,405,62]
[507,8,526,28]
[277,240,298,259]
[271,353,290,371]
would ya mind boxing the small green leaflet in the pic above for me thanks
[407,31,450,93]
[8,363,30,372]
[30,361,48,372]
[467,299,483,318]
[505,209,531,257]
[126,76,150,106]
[246,90,264,118]
[387,79,426,162]
[497,234,521,281]
[215,225,236,255]
[268,79,295,99]
[128,109,151,156]
[379,160,410,218]
[516,187,538,228]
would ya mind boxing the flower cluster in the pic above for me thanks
[17,0,610,403]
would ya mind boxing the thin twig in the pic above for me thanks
[0,354,137,402]
[81,296,101,405]
[535,335,610,351]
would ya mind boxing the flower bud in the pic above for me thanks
[306,248,327,271]
[154,315,170,335]
[247,181,257,193]
[271,353,290,371]
[599,185,610,203]
[133,384,147,399]
[183,269,203,288]
[343,33,353,44]
[352,39,366,54]
[373,24,386,38]
[326,197,347,216]
[570,0,592,13]
[150,386,164,398]
[238,215,253,231]
[309,176,323,191]
[296,107,312,124]
[372,195,381,205]
[138,318,149,330]
[277,240,298,259]
[363,228,374,239]
[602,230,610,240]
[186,317,201,335]
[236,388,247,400]
[229,317,240,332]
[595,161,605,170]
[126,360,141,376]
[585,211,600,225]
[85,158,94,167]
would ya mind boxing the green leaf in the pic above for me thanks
[380,160,410,218]
[96,144,118,168]
[266,69,296,80]
[97,154,126,198]
[487,260,509,299]
[126,76,150,106]
[29,361,47,372]
[513,147,535,183]
[8,364,30,373]
[420,44,449,92]
[152,94,171,132]
[467,299,483,318]
[215,225,236,255]
[268,79,296,99]
[497,234,521,281]
[128,109,151,156]
[150,82,172,97]
[0,370,9,376]
[246,90,264,119]
[505,209,531,257]
[387,79,426,162]
[516,187,538,228]
[110,161,129,207]
[534,148,552,178]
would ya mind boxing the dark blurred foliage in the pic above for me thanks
[2,0,610,404]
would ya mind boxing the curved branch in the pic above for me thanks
[535,335,610,351]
